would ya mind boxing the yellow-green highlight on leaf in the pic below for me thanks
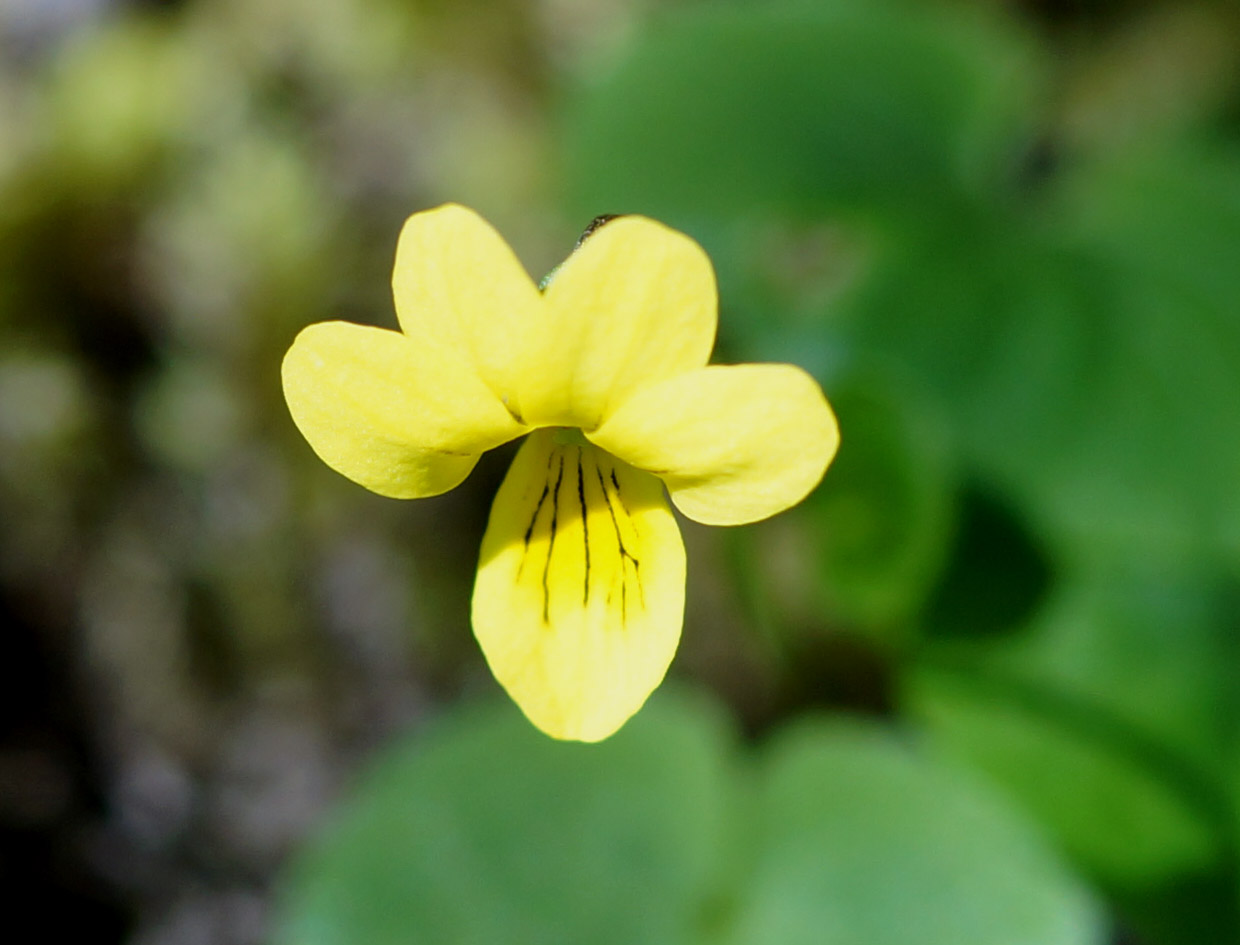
[281,204,839,740]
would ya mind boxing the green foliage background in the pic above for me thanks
[1,1,1239,943]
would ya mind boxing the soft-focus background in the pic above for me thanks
[3,0,1239,943]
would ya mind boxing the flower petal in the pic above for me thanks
[282,321,525,498]
[391,204,541,417]
[472,430,686,742]
[589,364,839,526]
[519,216,717,430]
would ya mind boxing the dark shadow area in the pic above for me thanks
[923,484,1055,639]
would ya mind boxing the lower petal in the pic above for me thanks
[471,429,686,742]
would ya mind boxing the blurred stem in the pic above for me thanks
[722,528,792,670]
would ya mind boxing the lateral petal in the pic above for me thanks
[520,216,717,430]
[282,321,525,499]
[472,430,686,742]
[589,364,839,526]
[391,204,541,418]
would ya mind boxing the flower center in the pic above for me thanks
[551,427,590,448]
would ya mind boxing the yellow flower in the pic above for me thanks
[282,205,839,742]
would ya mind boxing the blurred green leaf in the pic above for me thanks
[271,691,737,945]
[1002,568,1240,767]
[834,218,1105,504]
[723,718,1103,945]
[1052,145,1240,561]
[836,141,1240,565]
[906,564,1240,894]
[908,665,1220,891]
[275,697,1103,945]
[807,373,955,633]
[563,0,1038,228]
[569,2,1240,569]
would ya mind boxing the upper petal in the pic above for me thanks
[519,216,717,430]
[472,430,686,742]
[391,204,542,416]
[589,364,839,526]
[282,321,526,498]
